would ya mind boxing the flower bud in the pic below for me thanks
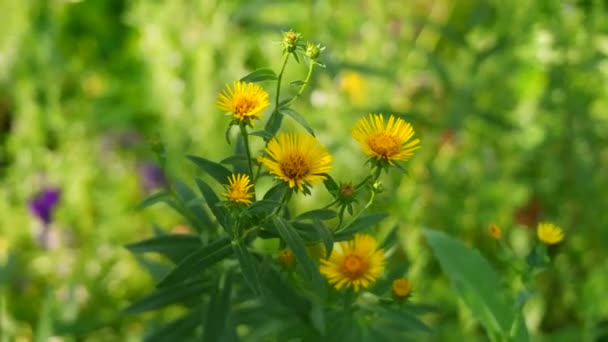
[282,30,301,53]
[392,278,412,301]
[338,182,356,203]
[305,42,323,60]
[278,248,295,268]
[488,223,502,240]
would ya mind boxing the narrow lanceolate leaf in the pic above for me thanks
[125,235,202,264]
[187,155,232,184]
[380,225,400,250]
[240,68,277,83]
[195,178,232,234]
[265,110,283,136]
[203,273,234,341]
[249,130,274,141]
[279,108,315,137]
[123,279,209,314]
[143,304,204,342]
[272,217,325,294]
[323,174,339,196]
[294,209,337,222]
[136,191,171,210]
[157,237,233,288]
[335,213,388,239]
[232,240,261,295]
[313,219,334,258]
[246,200,282,216]
[424,229,517,338]
[173,179,213,232]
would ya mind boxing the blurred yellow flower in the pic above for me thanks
[352,113,420,164]
[278,248,295,267]
[216,81,270,126]
[339,71,367,104]
[537,222,564,245]
[392,278,412,300]
[222,174,254,205]
[259,133,332,192]
[488,223,502,240]
[319,234,385,292]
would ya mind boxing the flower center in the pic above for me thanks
[280,153,311,180]
[234,96,257,117]
[367,132,400,158]
[342,254,366,279]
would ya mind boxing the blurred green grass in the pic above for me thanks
[1,0,608,340]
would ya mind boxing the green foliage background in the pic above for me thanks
[1,0,607,340]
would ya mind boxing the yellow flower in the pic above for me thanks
[222,174,254,205]
[392,278,412,300]
[488,223,502,240]
[319,234,385,292]
[258,132,332,192]
[352,114,420,164]
[537,222,564,245]
[278,248,295,268]
[216,81,270,126]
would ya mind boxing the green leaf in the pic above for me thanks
[294,209,337,221]
[258,261,311,320]
[203,273,234,341]
[240,68,277,83]
[312,219,333,258]
[279,107,315,136]
[157,237,233,288]
[335,213,388,239]
[126,235,202,264]
[144,305,204,342]
[174,179,213,232]
[250,130,274,141]
[380,225,400,250]
[246,200,282,216]
[290,80,306,87]
[123,279,209,314]
[232,240,261,295]
[187,155,232,184]
[424,229,517,337]
[136,191,171,210]
[265,110,283,136]
[272,217,325,294]
[323,175,339,196]
[263,183,286,201]
[220,155,248,167]
[195,178,232,233]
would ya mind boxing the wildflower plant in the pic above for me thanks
[126,31,431,341]
[425,221,566,341]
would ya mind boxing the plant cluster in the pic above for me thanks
[127,31,429,341]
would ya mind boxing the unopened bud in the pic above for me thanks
[282,30,301,53]
[305,42,323,60]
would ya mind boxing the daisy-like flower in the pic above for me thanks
[258,132,332,192]
[488,223,502,240]
[392,278,412,300]
[222,174,254,205]
[216,81,270,126]
[319,234,385,292]
[352,113,420,165]
[537,222,564,245]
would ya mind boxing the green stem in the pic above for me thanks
[268,53,291,125]
[336,190,376,233]
[281,62,315,108]
[240,125,254,178]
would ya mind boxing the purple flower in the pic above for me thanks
[29,188,61,225]
[139,162,167,192]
